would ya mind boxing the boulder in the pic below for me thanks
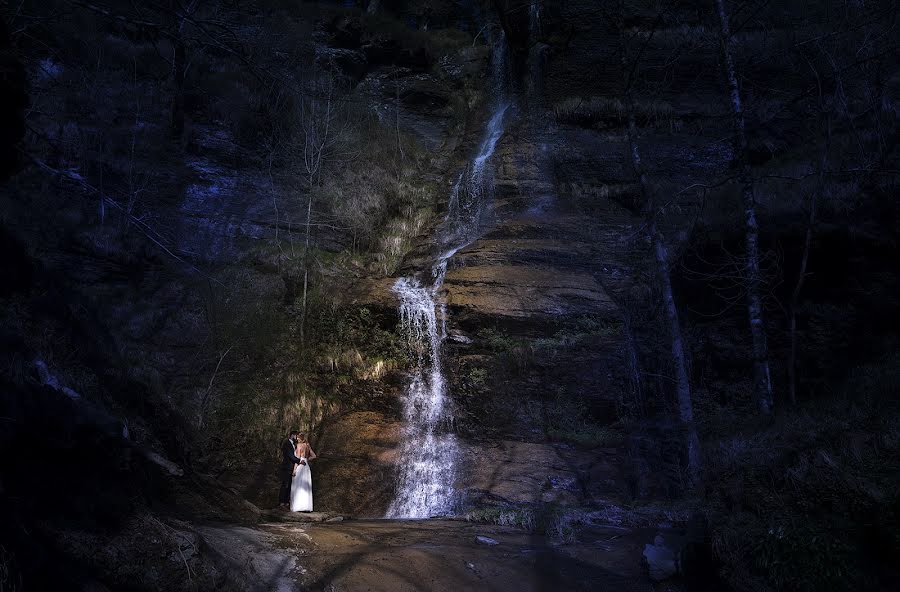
[642,516,710,583]
[642,533,680,581]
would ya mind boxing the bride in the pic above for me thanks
[289,433,317,512]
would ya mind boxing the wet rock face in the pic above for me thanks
[348,0,750,513]
[419,102,636,457]
[445,262,615,330]
[355,67,463,150]
[313,411,403,517]
[342,3,650,514]
[460,440,622,507]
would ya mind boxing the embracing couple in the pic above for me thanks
[278,430,318,512]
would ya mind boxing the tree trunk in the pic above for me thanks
[170,35,186,138]
[627,110,701,486]
[651,219,701,485]
[299,189,313,347]
[616,0,700,485]
[623,314,644,416]
[716,0,774,415]
[169,0,186,139]
[788,111,829,405]
[788,195,814,406]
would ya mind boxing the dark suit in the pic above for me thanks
[278,437,303,505]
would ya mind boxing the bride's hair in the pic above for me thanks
[298,433,307,442]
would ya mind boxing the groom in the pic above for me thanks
[278,429,304,509]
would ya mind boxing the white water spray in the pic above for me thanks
[386,33,510,519]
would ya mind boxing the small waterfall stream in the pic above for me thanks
[386,34,510,519]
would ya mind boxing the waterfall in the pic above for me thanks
[386,33,510,519]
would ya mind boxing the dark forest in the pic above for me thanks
[1,0,898,590]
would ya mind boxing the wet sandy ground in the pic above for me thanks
[198,518,650,591]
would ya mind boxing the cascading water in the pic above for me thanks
[386,33,510,519]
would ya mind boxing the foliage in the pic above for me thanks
[705,356,900,591]
[0,544,21,592]
[539,388,618,448]
[322,169,387,251]
[476,319,619,374]
[312,305,404,366]
[312,106,440,273]
[466,367,488,390]
[464,506,537,532]
[554,96,675,129]
[533,318,620,360]
[476,327,520,352]
[464,503,590,544]
[476,327,531,375]
[374,201,435,275]
[543,506,584,545]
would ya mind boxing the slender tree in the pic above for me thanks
[788,53,833,406]
[167,0,194,139]
[70,0,250,140]
[715,0,774,415]
[616,1,701,485]
[626,112,701,485]
[787,156,820,406]
[288,72,350,347]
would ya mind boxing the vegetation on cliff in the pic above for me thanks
[1,0,898,590]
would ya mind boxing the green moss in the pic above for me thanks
[477,327,521,352]
[540,387,619,448]
[479,318,620,362]
[534,318,621,357]
[467,367,488,389]
[475,328,531,376]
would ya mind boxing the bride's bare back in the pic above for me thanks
[294,441,317,462]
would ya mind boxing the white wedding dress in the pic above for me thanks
[289,454,313,512]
